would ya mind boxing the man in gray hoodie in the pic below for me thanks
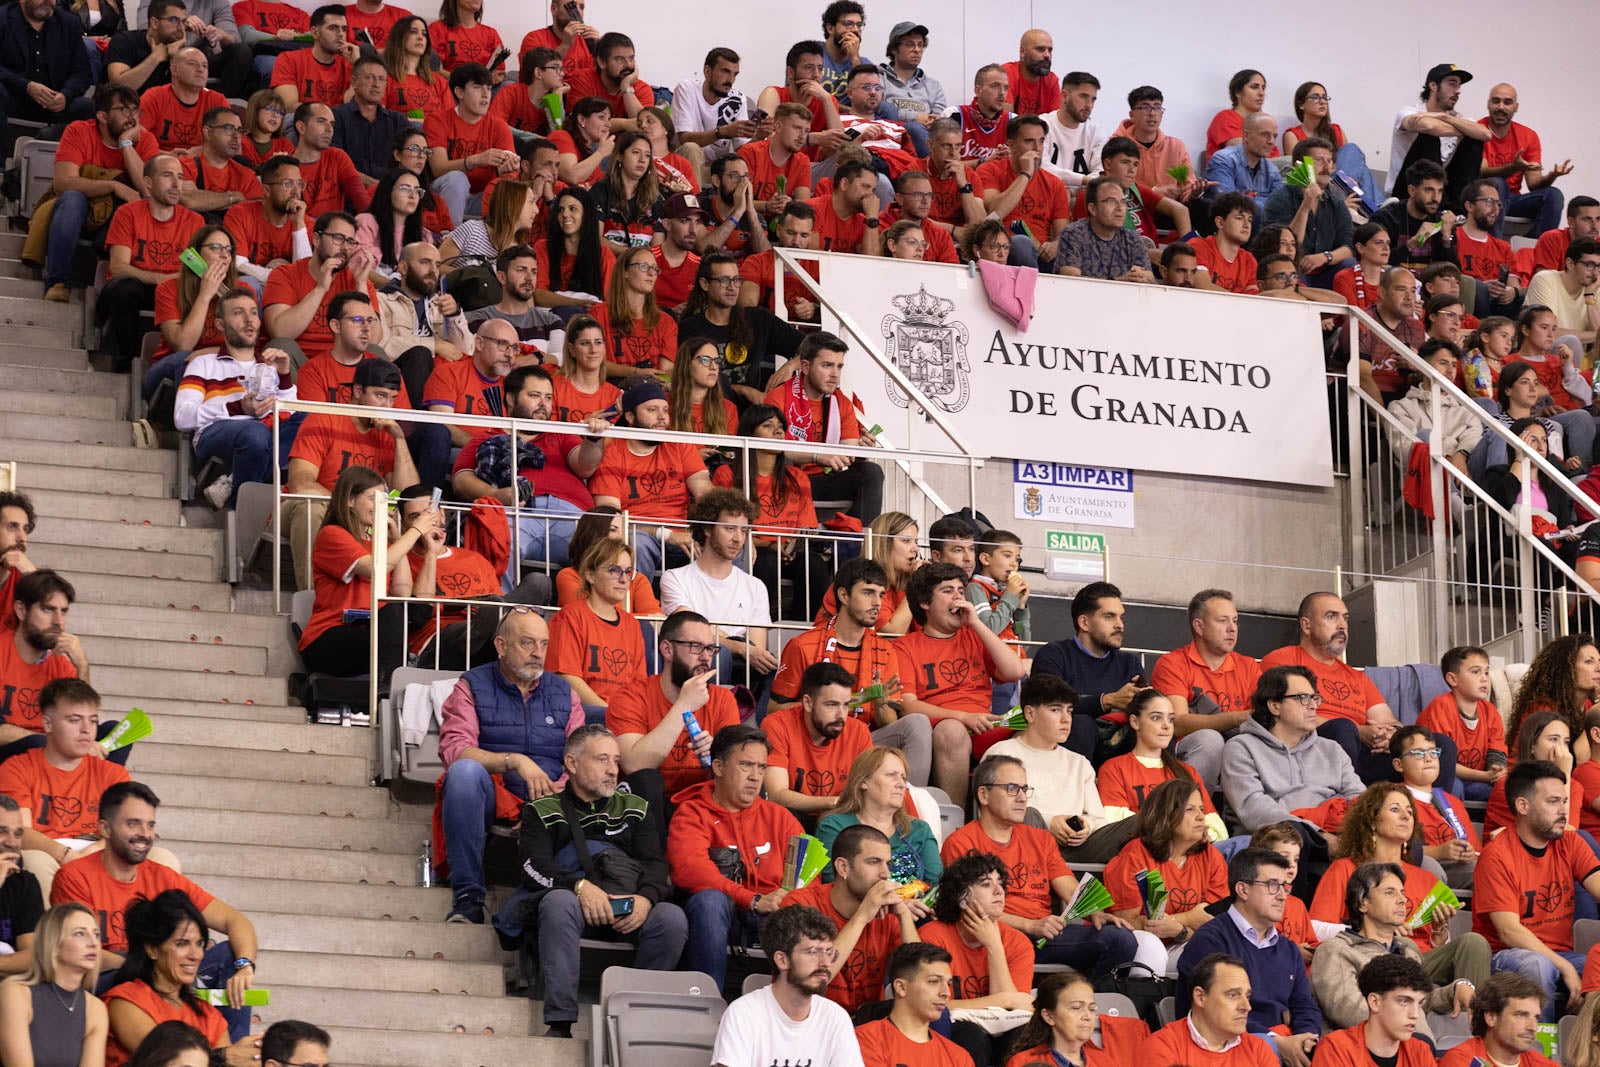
[1222,664,1365,889]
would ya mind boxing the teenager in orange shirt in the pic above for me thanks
[424,63,518,226]
[763,662,871,823]
[1418,645,1508,802]
[1304,956,1437,1067]
[1388,724,1479,889]
[784,823,918,1014]
[857,943,973,1067]
[546,536,647,708]
[812,512,915,633]
[916,852,1035,1025]
[1192,193,1261,294]
[607,611,739,800]
[896,562,1028,810]
[1096,690,1224,839]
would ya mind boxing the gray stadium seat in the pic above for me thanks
[379,666,465,785]
[587,966,723,1067]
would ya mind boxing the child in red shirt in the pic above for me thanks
[1416,646,1507,802]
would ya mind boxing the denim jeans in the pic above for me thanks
[506,495,585,590]
[432,171,473,229]
[195,418,291,505]
[1034,921,1139,981]
[142,349,188,402]
[439,759,528,909]
[1490,178,1565,238]
[406,421,454,490]
[44,189,90,288]
[1491,948,1585,1020]
[534,889,687,1023]
[195,940,251,1042]
[682,888,760,991]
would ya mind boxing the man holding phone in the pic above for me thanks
[509,724,685,1038]
[517,0,598,85]
[1031,581,1145,761]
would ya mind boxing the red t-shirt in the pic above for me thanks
[1474,828,1600,952]
[0,749,129,839]
[233,0,309,33]
[224,200,305,265]
[919,917,1033,1000]
[813,585,904,634]
[423,358,503,424]
[56,119,158,177]
[1457,229,1520,284]
[770,620,896,709]
[879,206,959,263]
[588,440,705,521]
[738,250,819,319]
[1279,893,1318,947]
[287,412,397,490]
[424,108,514,193]
[974,157,1072,240]
[1149,643,1262,717]
[605,681,740,797]
[1573,760,1600,837]
[760,382,861,452]
[427,19,503,71]
[1441,1038,1557,1067]
[151,279,225,358]
[546,599,646,707]
[710,467,818,541]
[51,853,215,951]
[1095,754,1217,815]
[763,705,872,801]
[1408,786,1481,849]
[1002,63,1058,119]
[1312,856,1441,953]
[180,154,263,202]
[1315,1024,1433,1067]
[956,104,1010,164]
[263,259,378,360]
[272,49,351,107]
[650,246,699,309]
[547,129,603,188]
[296,147,369,219]
[856,1018,972,1067]
[593,304,678,370]
[106,201,204,275]
[239,134,296,167]
[785,880,902,1013]
[104,982,228,1067]
[1105,838,1228,923]
[1190,235,1260,294]
[1478,120,1541,195]
[453,429,592,510]
[1484,773,1584,841]
[140,84,228,151]
[519,25,588,81]
[1259,645,1384,725]
[1416,693,1507,772]
[805,193,868,254]
[927,166,977,227]
[295,352,411,407]
[1534,229,1571,275]
[0,637,78,733]
[564,65,653,119]
[895,626,1000,716]
[548,371,621,423]
[488,83,549,134]
[533,237,615,294]
[343,1,409,48]
[300,524,372,648]
[1332,266,1381,309]
[940,820,1067,919]
[385,71,447,116]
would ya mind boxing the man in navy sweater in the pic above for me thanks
[1177,847,1322,1067]
[1030,580,1142,760]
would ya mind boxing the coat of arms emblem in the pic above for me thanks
[880,285,970,413]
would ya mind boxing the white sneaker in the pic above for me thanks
[202,475,233,510]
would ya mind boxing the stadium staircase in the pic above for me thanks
[0,229,583,1066]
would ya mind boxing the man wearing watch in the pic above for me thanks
[179,105,265,222]
[50,781,260,1041]
[1264,136,1355,290]
[803,159,881,255]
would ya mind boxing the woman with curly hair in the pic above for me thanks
[1509,634,1600,764]
[1307,784,1483,982]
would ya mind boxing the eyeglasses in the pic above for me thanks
[1244,880,1292,896]
[833,18,864,29]
[1470,197,1502,206]
[1132,104,1165,114]
[394,184,423,195]
[855,84,884,93]
[691,354,722,367]
[601,565,636,581]
[399,144,430,156]
[1278,692,1322,707]
[706,275,741,288]
[629,262,662,275]
[476,336,519,352]
[110,104,141,115]
[1304,94,1331,104]
[788,945,840,961]
[897,238,929,251]
[262,104,285,116]
[197,242,233,255]
[271,178,305,190]
[1096,196,1128,208]
[667,638,720,656]
[336,315,378,326]
[540,63,564,73]
[206,123,243,134]
[320,232,358,246]
[1401,747,1442,760]
[1578,260,1600,271]
[988,783,1035,798]
[980,241,1010,254]
[1267,271,1297,284]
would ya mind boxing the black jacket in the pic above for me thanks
[0,3,91,103]
[518,784,671,904]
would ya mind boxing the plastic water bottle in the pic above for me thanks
[417,839,434,887]
[682,710,713,769]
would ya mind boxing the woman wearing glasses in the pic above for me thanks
[882,219,927,261]
[240,90,294,166]
[356,169,436,279]
[667,339,735,437]
[545,536,648,709]
[595,245,677,383]
[143,226,244,404]
[551,506,659,614]
[390,128,455,235]
[1283,82,1381,212]
[0,902,108,1067]
[1307,783,1488,992]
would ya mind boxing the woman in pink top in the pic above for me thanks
[356,169,438,282]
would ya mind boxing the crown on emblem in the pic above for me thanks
[892,286,955,324]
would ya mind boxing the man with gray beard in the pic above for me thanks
[500,724,684,1038]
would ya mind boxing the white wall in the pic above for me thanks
[425,0,1593,191]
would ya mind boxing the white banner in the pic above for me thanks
[788,253,1333,487]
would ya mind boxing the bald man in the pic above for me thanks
[424,314,516,447]
[1480,83,1573,238]
[1002,30,1056,118]
[1203,111,1283,224]
[437,606,585,924]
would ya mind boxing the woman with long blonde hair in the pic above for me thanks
[814,512,919,634]
[0,901,108,1067]
[817,746,940,886]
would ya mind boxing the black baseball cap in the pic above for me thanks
[1425,63,1472,86]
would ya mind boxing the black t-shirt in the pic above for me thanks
[1369,1051,1399,1067]
[104,30,170,88]
[0,868,44,948]
[676,306,804,396]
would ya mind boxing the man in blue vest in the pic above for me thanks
[438,607,583,925]
[510,724,685,1039]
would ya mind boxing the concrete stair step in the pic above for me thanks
[81,635,267,674]
[263,985,534,1040]
[200,874,448,922]
[18,460,161,495]
[314,1025,580,1067]
[102,695,302,725]
[53,569,232,611]
[93,664,286,706]
[1,438,174,476]
[0,363,124,399]
[127,742,367,787]
[249,910,504,963]
[130,707,364,756]
[255,949,504,997]
[0,274,55,299]
[0,291,85,330]
[0,341,88,369]
[176,839,418,885]
[70,601,291,650]
[158,806,424,854]
[4,413,127,447]
[0,233,27,258]
[23,488,182,526]
[138,773,400,818]
[0,385,117,421]
[34,515,221,565]
[0,324,81,351]
[39,541,216,582]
